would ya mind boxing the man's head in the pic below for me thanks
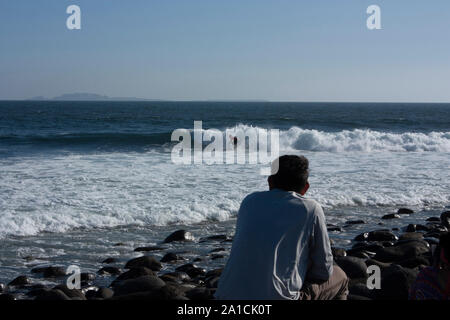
[268,155,310,195]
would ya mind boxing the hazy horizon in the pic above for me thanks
[1,0,450,102]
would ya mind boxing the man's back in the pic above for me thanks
[215,188,333,300]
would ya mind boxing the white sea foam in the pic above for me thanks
[0,126,449,239]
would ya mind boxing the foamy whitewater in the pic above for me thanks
[0,101,449,283]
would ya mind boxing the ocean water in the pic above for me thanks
[0,101,449,285]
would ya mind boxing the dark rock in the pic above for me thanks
[134,246,165,252]
[0,283,5,293]
[365,259,391,270]
[163,271,191,282]
[0,294,16,301]
[125,256,162,271]
[211,254,225,260]
[112,267,155,284]
[348,294,372,300]
[161,252,179,263]
[8,275,31,286]
[426,217,441,222]
[81,272,96,282]
[441,211,450,228]
[98,266,122,275]
[160,274,180,284]
[327,226,342,232]
[205,268,223,278]
[112,284,187,300]
[332,247,347,258]
[367,230,398,242]
[424,237,439,246]
[34,289,71,301]
[406,224,417,232]
[335,257,368,279]
[392,228,399,231]
[102,257,118,264]
[87,287,114,300]
[175,263,206,278]
[32,266,66,278]
[374,240,430,263]
[206,276,220,288]
[397,208,414,214]
[397,256,430,269]
[209,247,226,253]
[53,284,86,300]
[349,282,374,299]
[346,220,365,225]
[348,251,371,259]
[185,287,215,300]
[375,265,418,300]
[354,232,369,241]
[382,213,401,220]
[114,242,126,246]
[200,234,228,242]
[113,275,165,296]
[399,232,424,241]
[164,230,194,243]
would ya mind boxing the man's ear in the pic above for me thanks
[300,182,310,195]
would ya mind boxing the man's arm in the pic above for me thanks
[307,204,334,281]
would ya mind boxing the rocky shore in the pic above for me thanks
[0,209,449,301]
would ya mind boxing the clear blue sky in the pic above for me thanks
[1,0,449,102]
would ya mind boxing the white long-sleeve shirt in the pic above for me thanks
[215,188,333,300]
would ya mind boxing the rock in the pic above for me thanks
[134,246,165,252]
[206,276,220,288]
[0,294,16,301]
[367,230,398,242]
[332,247,347,258]
[375,265,418,300]
[346,220,365,225]
[348,282,374,299]
[335,257,368,279]
[349,242,384,254]
[211,254,225,260]
[160,274,180,284]
[113,275,166,296]
[112,284,187,300]
[382,214,401,220]
[399,232,424,241]
[0,283,5,293]
[424,237,439,246]
[397,256,430,269]
[98,266,122,275]
[354,233,369,241]
[209,247,226,253]
[125,256,162,271]
[199,234,228,242]
[112,267,155,284]
[8,275,31,286]
[175,264,206,278]
[374,240,430,263]
[32,266,66,278]
[365,259,391,270]
[81,272,96,282]
[162,271,191,282]
[102,257,118,264]
[348,251,371,259]
[327,226,342,232]
[161,253,179,263]
[426,217,441,222]
[347,294,372,300]
[185,287,215,300]
[163,230,194,243]
[86,287,114,300]
[441,211,450,228]
[114,242,126,246]
[34,289,71,300]
[205,268,223,279]
[397,208,414,214]
[53,284,86,300]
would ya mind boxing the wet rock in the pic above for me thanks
[113,267,155,284]
[440,211,450,228]
[354,233,369,241]
[112,284,187,300]
[327,226,342,232]
[34,289,71,301]
[185,287,215,300]
[426,217,441,222]
[81,272,96,282]
[86,287,114,300]
[125,256,162,271]
[374,240,430,263]
[406,224,430,232]
[209,247,226,253]
[8,275,31,286]
[176,263,206,278]
[161,252,179,263]
[365,259,391,270]
[348,282,374,299]
[424,237,439,246]
[335,257,368,279]
[160,274,180,284]
[397,208,414,214]
[399,232,424,241]
[332,247,347,258]
[206,276,220,288]
[348,251,371,259]
[0,294,16,301]
[397,256,430,269]
[102,257,118,264]
[98,266,122,275]
[211,254,225,260]
[367,230,398,242]
[346,220,365,225]
[205,268,223,279]
[163,271,191,283]
[375,265,418,300]
[114,242,126,246]
[53,284,86,300]
[0,283,5,293]
[31,266,66,278]
[113,275,166,296]
[134,246,166,252]
[199,234,228,242]
[382,214,401,220]
[164,230,194,243]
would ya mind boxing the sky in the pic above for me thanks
[0,0,449,102]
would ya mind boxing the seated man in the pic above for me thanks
[409,232,450,300]
[215,155,349,300]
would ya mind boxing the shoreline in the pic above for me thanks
[0,207,449,300]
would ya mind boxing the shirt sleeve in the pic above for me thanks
[307,203,334,281]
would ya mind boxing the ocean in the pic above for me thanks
[1,101,449,286]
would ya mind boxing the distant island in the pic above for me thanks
[27,93,160,101]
